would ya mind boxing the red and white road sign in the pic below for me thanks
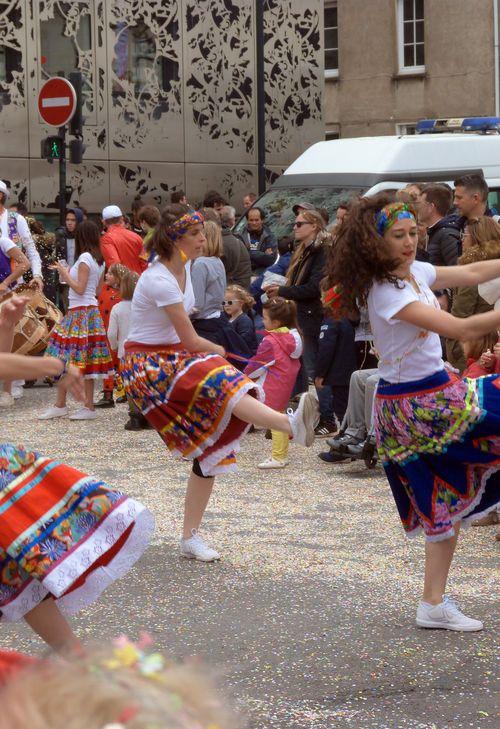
[38,77,77,127]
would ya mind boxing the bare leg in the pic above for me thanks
[84,379,95,410]
[423,523,461,605]
[55,382,67,408]
[183,472,215,538]
[233,394,292,433]
[23,598,81,654]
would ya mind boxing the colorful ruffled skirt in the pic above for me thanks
[0,443,154,621]
[45,305,113,378]
[122,344,262,476]
[374,370,499,541]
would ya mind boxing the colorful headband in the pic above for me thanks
[167,211,204,242]
[375,202,415,235]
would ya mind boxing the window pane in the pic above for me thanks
[415,0,424,20]
[332,27,338,47]
[40,6,80,77]
[415,20,424,42]
[0,45,22,84]
[404,0,414,21]
[415,43,425,66]
[325,49,338,71]
[324,7,337,29]
[325,28,336,50]
[404,44,414,67]
[404,22,414,44]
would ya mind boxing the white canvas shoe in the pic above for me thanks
[416,596,483,632]
[38,406,68,419]
[69,407,97,420]
[180,530,220,562]
[258,457,289,469]
[287,392,319,447]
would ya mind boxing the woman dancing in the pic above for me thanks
[122,205,319,562]
[325,196,499,632]
[0,296,153,653]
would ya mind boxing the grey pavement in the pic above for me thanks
[1,386,498,728]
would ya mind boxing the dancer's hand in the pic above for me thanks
[0,295,29,327]
[213,344,226,358]
[32,276,44,292]
[479,349,495,370]
[50,261,71,283]
[314,377,324,388]
[61,364,85,402]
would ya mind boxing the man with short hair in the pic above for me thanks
[202,189,227,213]
[100,204,147,274]
[219,205,251,289]
[242,191,257,210]
[453,174,491,230]
[170,189,189,206]
[419,184,460,266]
[241,207,277,274]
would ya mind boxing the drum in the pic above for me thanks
[14,283,63,332]
[0,291,49,356]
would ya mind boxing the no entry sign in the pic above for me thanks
[38,77,77,127]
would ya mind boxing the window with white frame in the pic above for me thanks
[397,0,425,74]
[396,122,417,135]
[324,1,338,77]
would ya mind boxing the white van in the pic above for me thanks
[234,118,500,241]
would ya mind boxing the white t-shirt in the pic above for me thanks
[367,260,444,383]
[107,300,132,358]
[127,259,195,345]
[0,210,42,278]
[0,236,16,256]
[68,252,104,308]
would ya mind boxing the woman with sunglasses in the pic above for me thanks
[121,204,319,563]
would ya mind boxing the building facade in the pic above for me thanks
[0,1,324,214]
[324,0,500,138]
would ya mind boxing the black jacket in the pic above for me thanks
[427,216,460,266]
[221,228,252,289]
[241,224,278,273]
[315,317,357,387]
[277,239,326,336]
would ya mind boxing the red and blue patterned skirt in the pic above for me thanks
[45,305,113,378]
[375,370,499,541]
[0,443,154,621]
[122,343,262,476]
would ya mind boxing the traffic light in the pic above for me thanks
[41,135,64,163]
[69,138,84,164]
[69,72,83,138]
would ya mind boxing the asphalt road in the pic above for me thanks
[1,386,498,728]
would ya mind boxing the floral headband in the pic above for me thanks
[167,211,204,242]
[375,202,415,235]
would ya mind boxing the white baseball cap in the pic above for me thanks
[0,180,10,200]
[102,204,122,220]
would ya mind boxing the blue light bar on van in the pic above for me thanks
[416,117,500,134]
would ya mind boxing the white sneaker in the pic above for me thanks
[11,385,24,399]
[38,406,68,420]
[287,392,319,447]
[180,529,221,562]
[258,457,289,469]
[416,596,483,632]
[0,392,14,408]
[69,407,97,421]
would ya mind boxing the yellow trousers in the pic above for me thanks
[271,429,289,461]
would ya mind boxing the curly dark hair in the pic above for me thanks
[323,192,415,315]
[150,203,191,258]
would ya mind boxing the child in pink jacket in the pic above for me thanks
[244,297,303,469]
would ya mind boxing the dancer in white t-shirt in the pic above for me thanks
[40,221,113,420]
[324,196,499,632]
[122,205,319,562]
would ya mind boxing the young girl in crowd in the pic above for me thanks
[244,297,302,469]
[40,220,113,420]
[326,196,499,632]
[0,295,153,654]
[223,283,258,356]
[97,262,128,407]
[122,205,319,562]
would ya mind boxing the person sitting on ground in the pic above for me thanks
[100,204,147,275]
[240,207,278,275]
[219,205,252,289]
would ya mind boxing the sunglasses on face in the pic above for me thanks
[223,300,237,306]
[293,221,311,228]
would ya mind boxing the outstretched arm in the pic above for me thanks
[433,259,500,290]
[396,300,500,341]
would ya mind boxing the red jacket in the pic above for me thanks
[463,357,500,379]
[244,328,302,411]
[100,225,147,274]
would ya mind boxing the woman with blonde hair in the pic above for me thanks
[446,215,500,371]
[190,219,227,343]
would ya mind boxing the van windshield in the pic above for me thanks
[234,185,365,241]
